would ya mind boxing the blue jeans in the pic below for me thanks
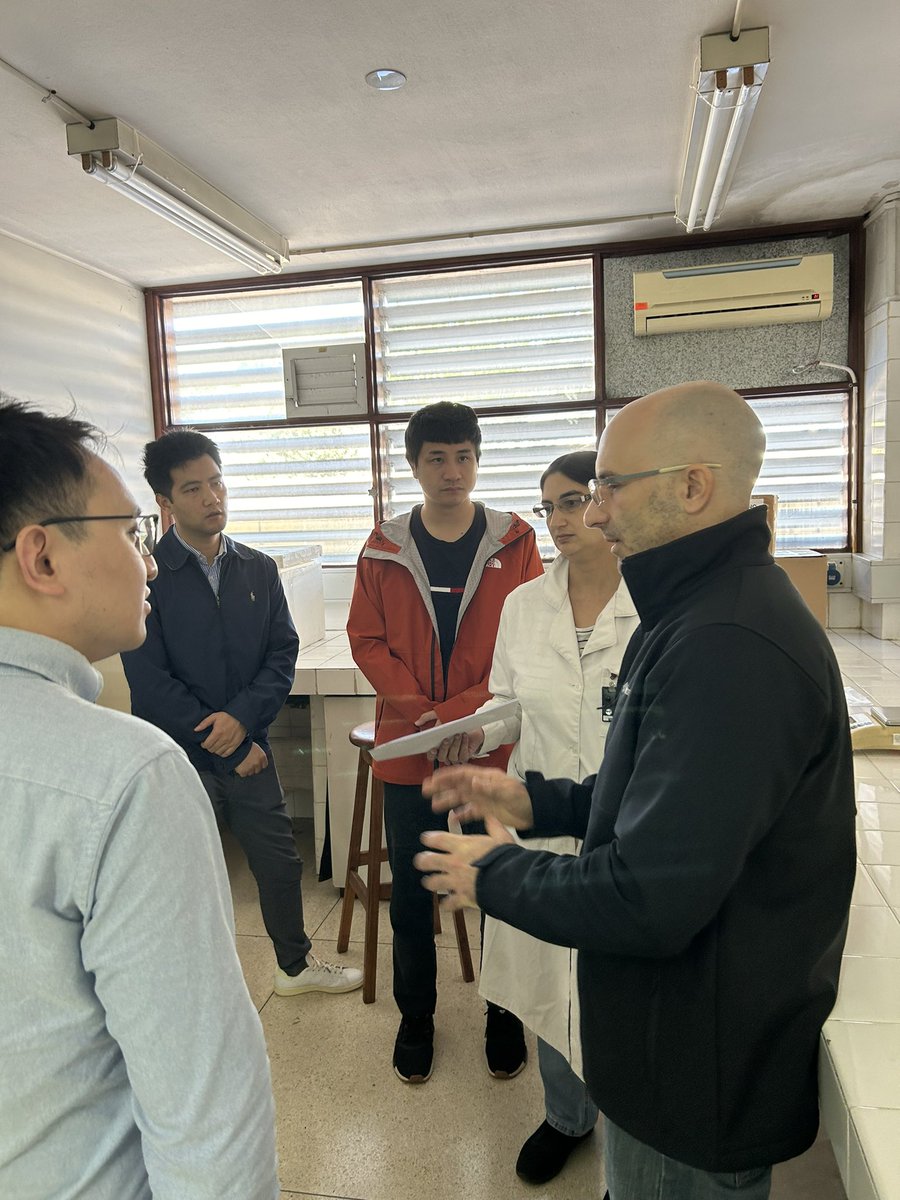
[605,1120,772,1200]
[539,1037,599,1138]
[199,760,311,974]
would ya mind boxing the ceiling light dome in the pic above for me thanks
[365,69,407,91]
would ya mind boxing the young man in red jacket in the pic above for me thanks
[348,402,543,1083]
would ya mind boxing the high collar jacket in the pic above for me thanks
[347,505,543,784]
[122,527,299,775]
[474,507,856,1172]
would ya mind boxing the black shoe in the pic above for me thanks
[393,1015,434,1083]
[515,1120,593,1184]
[484,1003,527,1078]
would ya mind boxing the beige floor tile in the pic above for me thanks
[770,1129,846,1199]
[221,825,341,940]
[262,943,603,1200]
[236,933,276,1011]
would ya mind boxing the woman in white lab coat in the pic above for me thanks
[437,450,638,1185]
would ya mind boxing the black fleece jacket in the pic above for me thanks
[475,506,855,1172]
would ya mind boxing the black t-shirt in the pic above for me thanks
[410,502,487,695]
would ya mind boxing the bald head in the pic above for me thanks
[605,382,765,510]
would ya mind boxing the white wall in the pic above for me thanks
[0,232,157,706]
[0,232,156,505]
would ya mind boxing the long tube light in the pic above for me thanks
[67,118,289,275]
[675,28,769,234]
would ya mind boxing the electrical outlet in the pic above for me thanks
[827,556,851,590]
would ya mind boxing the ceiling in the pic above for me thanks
[2,0,899,289]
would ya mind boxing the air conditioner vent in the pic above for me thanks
[283,343,368,418]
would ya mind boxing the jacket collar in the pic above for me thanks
[155,525,253,570]
[366,503,527,556]
[620,506,773,629]
[543,553,638,622]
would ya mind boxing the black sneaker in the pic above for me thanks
[516,1119,593,1184]
[393,1015,434,1083]
[484,1003,527,1078]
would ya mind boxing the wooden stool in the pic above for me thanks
[336,720,475,1003]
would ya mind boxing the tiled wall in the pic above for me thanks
[858,195,900,638]
[268,701,315,821]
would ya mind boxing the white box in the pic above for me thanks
[272,546,326,648]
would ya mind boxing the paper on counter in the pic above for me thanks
[370,699,520,762]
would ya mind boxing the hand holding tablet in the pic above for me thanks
[370,700,519,762]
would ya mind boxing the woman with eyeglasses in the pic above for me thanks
[435,449,639,1186]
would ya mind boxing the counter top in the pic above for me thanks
[293,632,375,698]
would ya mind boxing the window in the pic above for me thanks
[748,391,849,550]
[373,261,594,411]
[163,282,366,425]
[156,259,598,563]
[151,239,857,564]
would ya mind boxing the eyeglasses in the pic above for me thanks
[1,513,159,556]
[587,463,722,506]
[532,493,592,521]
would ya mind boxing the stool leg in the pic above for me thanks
[362,768,384,1004]
[453,908,475,982]
[337,749,369,953]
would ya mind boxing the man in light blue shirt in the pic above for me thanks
[0,398,279,1200]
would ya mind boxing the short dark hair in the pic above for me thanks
[540,450,597,491]
[404,402,482,467]
[0,396,102,553]
[143,430,222,498]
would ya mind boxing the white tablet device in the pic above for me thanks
[370,699,520,762]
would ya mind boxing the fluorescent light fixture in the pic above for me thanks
[66,118,289,274]
[675,27,769,233]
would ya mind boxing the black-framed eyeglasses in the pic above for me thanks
[587,463,722,506]
[1,513,159,556]
[532,493,593,521]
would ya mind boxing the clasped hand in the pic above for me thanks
[195,710,247,756]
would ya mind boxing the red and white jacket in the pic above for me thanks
[347,505,543,784]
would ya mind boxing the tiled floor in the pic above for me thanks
[221,624,900,1200]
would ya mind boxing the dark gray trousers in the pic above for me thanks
[199,759,311,974]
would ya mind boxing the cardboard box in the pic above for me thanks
[751,494,778,546]
[774,550,828,627]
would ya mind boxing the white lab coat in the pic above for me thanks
[476,555,639,1076]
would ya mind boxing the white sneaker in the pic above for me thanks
[273,953,363,996]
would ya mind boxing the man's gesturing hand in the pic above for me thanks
[414,817,515,910]
[422,765,533,830]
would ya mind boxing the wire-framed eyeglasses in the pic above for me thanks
[532,493,593,521]
[587,463,722,506]
[1,513,159,556]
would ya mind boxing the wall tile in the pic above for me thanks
[866,319,888,369]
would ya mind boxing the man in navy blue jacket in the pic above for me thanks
[122,430,361,998]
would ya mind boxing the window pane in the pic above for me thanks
[211,425,373,564]
[382,410,598,556]
[748,392,849,549]
[162,282,365,424]
[373,260,595,411]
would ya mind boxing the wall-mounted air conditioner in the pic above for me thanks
[632,254,833,336]
[283,343,368,418]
